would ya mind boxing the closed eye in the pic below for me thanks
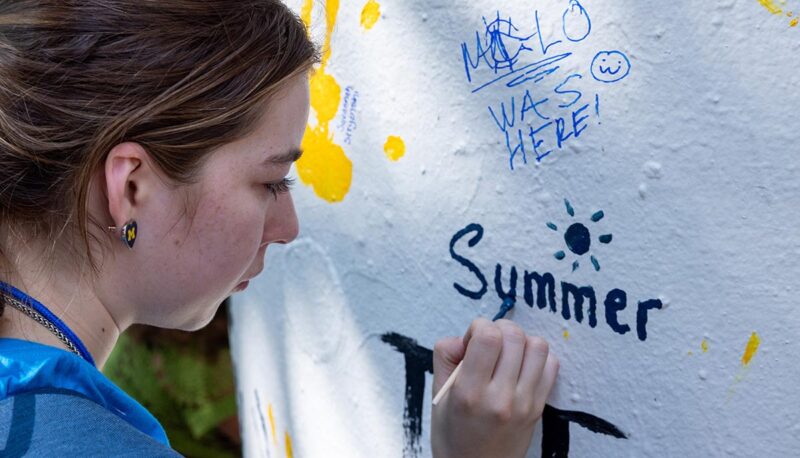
[264,177,295,199]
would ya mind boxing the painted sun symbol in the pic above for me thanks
[547,199,613,272]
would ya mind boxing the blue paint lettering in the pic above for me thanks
[449,223,488,299]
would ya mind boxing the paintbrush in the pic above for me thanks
[432,297,516,406]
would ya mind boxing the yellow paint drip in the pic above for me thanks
[384,135,406,161]
[757,0,783,15]
[309,71,341,124]
[298,0,352,203]
[268,404,277,445]
[563,329,570,340]
[299,125,352,201]
[791,17,799,26]
[741,332,761,366]
[361,0,381,30]
[701,338,709,353]
[323,0,339,60]
[285,431,294,458]
[300,0,313,28]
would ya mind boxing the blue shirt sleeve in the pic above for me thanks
[0,389,183,457]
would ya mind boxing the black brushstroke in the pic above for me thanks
[542,405,628,457]
[380,332,433,458]
[382,332,628,458]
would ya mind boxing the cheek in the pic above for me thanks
[193,202,263,279]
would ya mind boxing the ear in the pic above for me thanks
[103,142,157,229]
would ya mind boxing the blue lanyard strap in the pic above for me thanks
[0,281,96,367]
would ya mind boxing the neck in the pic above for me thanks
[0,243,123,368]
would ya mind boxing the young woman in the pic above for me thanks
[0,1,558,456]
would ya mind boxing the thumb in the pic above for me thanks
[432,336,466,395]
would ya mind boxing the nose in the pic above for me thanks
[261,191,300,246]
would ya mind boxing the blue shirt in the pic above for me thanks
[0,338,180,456]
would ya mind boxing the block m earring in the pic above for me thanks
[108,219,138,249]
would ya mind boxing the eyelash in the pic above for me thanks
[264,177,295,198]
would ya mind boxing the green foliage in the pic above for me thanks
[104,332,239,458]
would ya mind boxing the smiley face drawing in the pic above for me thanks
[590,51,631,83]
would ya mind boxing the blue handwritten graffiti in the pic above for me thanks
[461,11,564,91]
[463,12,537,77]
[590,51,631,83]
[486,73,590,168]
[337,86,359,144]
[562,0,591,42]
[473,52,572,94]
[461,2,631,169]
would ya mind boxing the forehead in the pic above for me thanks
[205,74,310,171]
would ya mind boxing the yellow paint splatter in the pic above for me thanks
[701,338,709,353]
[285,431,294,458]
[383,135,406,161]
[727,332,763,401]
[361,0,381,30]
[298,0,353,203]
[741,332,761,366]
[791,17,799,26]
[757,0,784,15]
[563,329,570,340]
[268,404,278,445]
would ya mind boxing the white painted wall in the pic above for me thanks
[230,1,800,456]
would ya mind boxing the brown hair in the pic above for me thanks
[0,0,317,314]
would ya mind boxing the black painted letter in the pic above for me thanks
[449,224,488,300]
[636,299,662,341]
[604,289,631,335]
[541,405,628,457]
[494,264,518,303]
[381,333,433,457]
[524,271,557,312]
[561,282,597,327]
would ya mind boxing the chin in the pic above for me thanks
[176,300,227,332]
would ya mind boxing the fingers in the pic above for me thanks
[459,318,503,390]
[517,336,549,392]
[489,319,526,387]
[433,336,465,394]
[450,317,559,420]
[533,352,559,411]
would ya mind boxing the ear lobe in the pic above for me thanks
[104,142,150,228]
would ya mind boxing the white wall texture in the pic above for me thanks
[230,1,800,456]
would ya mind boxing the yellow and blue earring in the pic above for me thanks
[119,220,138,249]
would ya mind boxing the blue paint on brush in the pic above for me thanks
[492,296,516,321]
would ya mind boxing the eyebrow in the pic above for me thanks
[262,148,303,165]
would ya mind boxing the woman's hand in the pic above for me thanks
[431,318,559,458]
